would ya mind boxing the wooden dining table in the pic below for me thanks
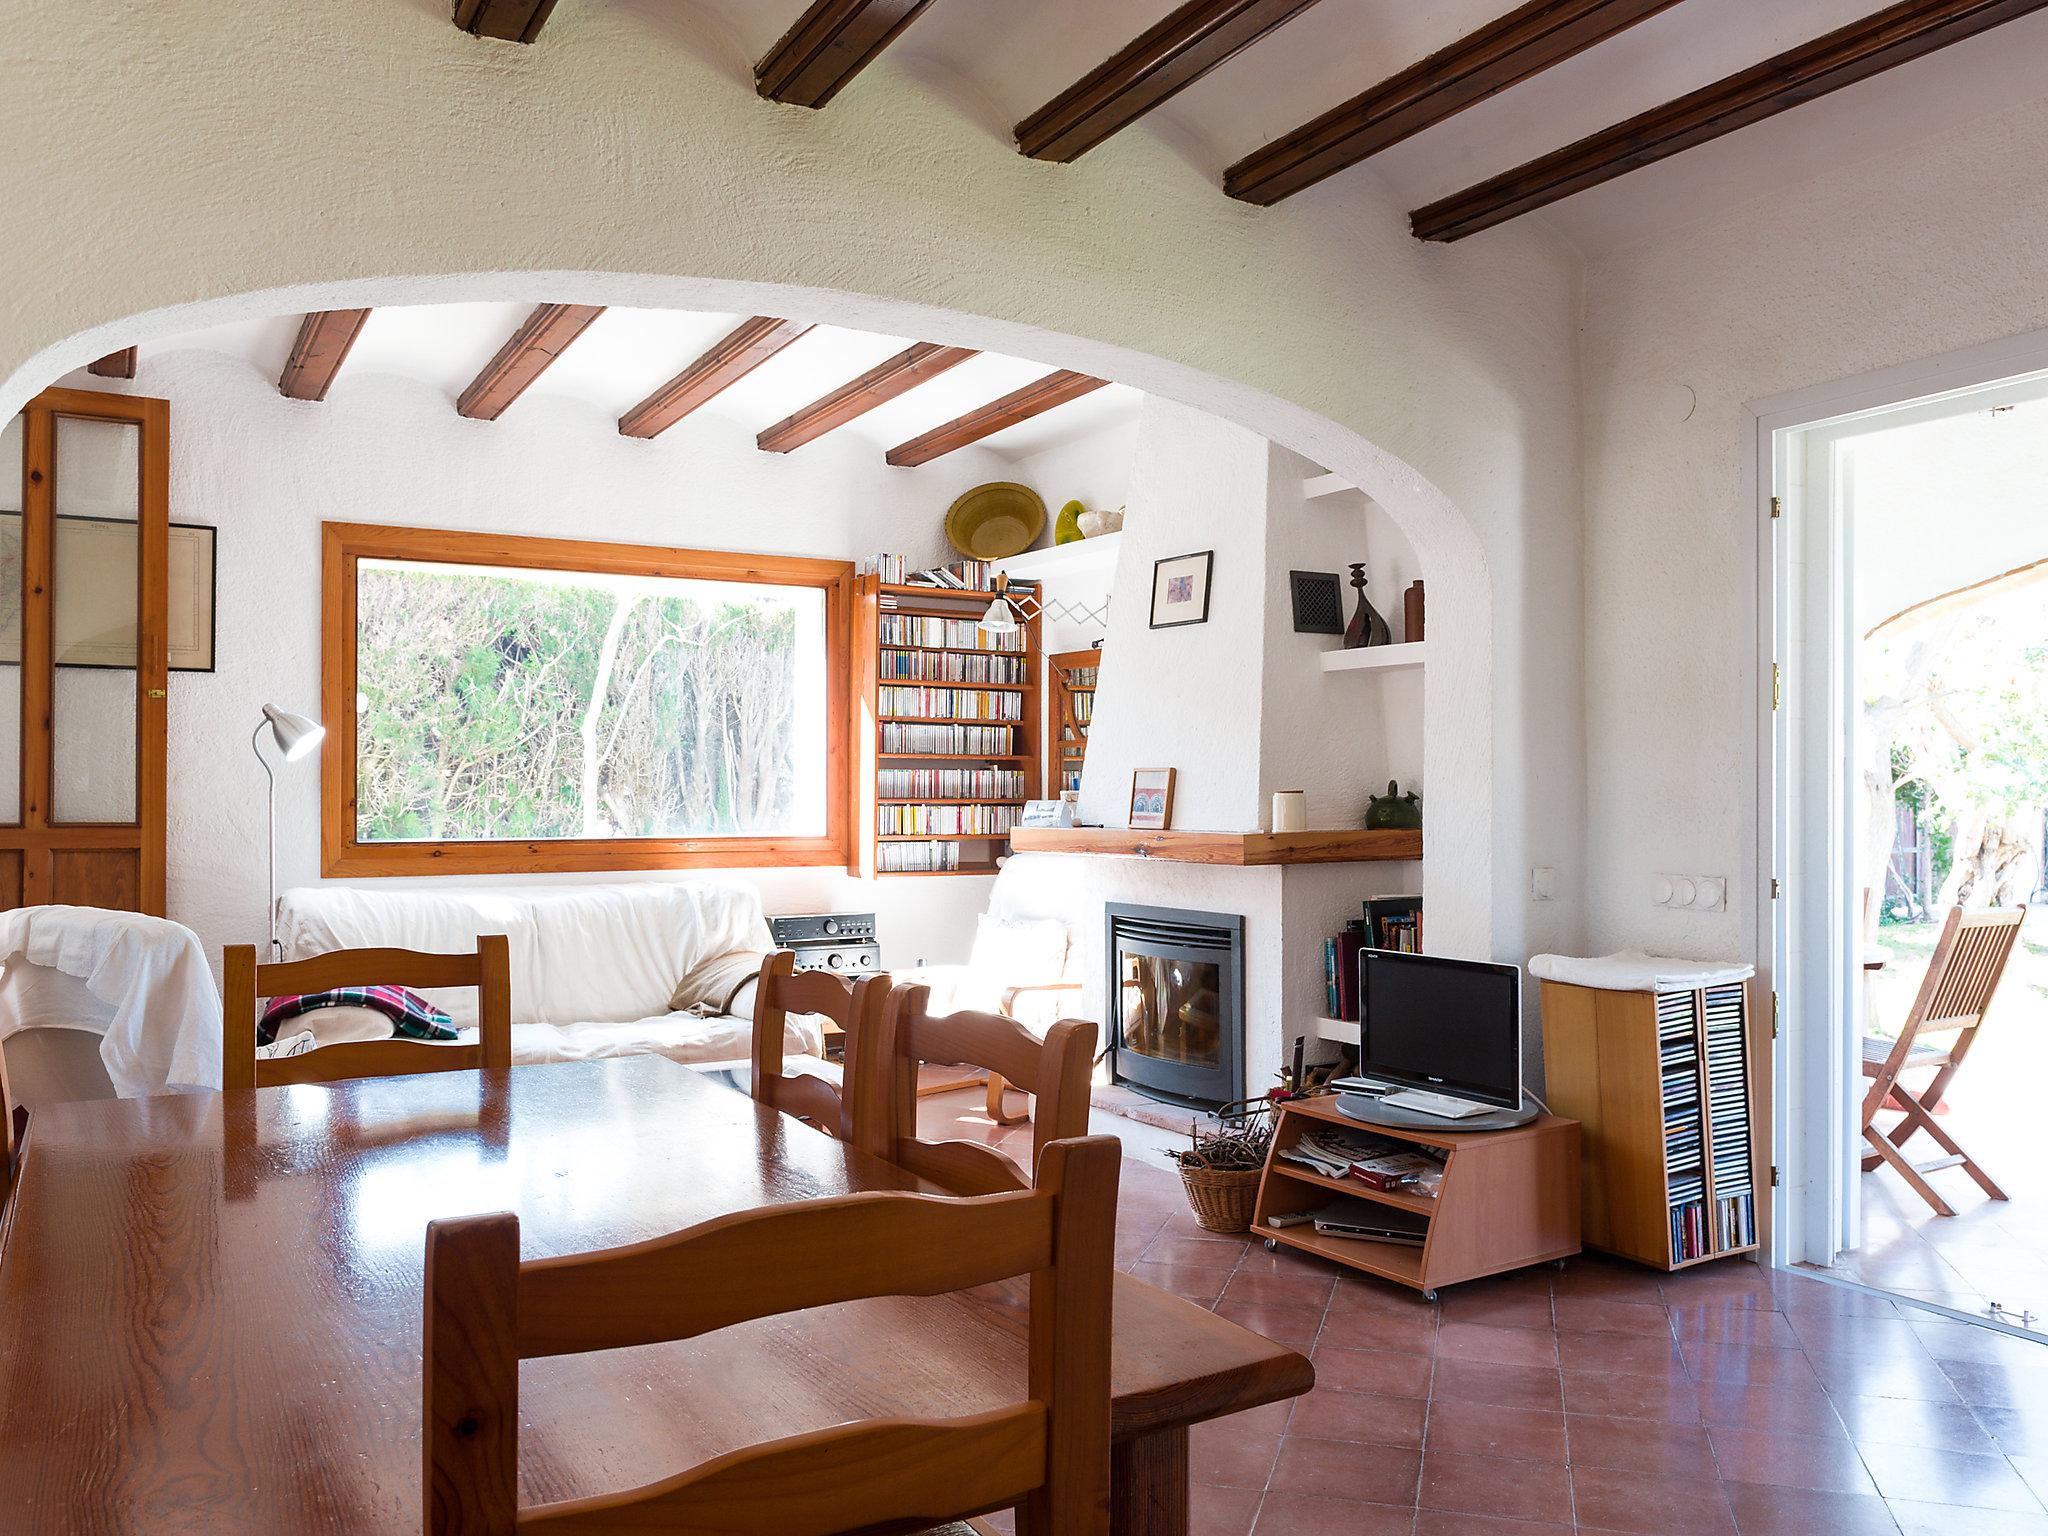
[0,1055,1311,1534]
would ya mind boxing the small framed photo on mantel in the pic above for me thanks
[1149,550,1213,629]
[1129,768,1177,831]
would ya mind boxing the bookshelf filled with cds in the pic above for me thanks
[857,560,1041,878]
[1540,978,1759,1271]
[1048,648,1099,794]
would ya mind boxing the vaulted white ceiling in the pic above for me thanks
[688,0,2048,254]
[126,304,1144,463]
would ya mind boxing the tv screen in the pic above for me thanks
[1360,950,1523,1109]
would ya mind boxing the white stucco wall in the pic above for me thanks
[1581,86,2048,960]
[0,0,1593,970]
[64,348,1026,970]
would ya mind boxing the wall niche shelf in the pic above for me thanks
[1007,827,1420,865]
[1320,642,1426,675]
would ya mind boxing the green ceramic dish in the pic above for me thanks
[945,482,1046,560]
[1054,500,1085,544]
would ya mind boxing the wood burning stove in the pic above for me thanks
[1104,902,1245,1109]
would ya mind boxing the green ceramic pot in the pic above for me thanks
[1364,780,1421,831]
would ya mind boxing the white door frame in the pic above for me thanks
[1748,326,2048,1268]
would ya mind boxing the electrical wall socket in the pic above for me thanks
[1531,866,1556,901]
[1654,874,1726,911]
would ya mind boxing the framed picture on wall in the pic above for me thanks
[1129,767,1176,831]
[0,513,217,671]
[1149,550,1213,629]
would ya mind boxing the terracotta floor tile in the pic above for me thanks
[1433,1358,1564,1413]
[1437,1288,1557,1330]
[1287,1383,1429,1449]
[1722,1483,1903,1536]
[1565,1413,1719,1478]
[1318,1303,1439,1356]
[1270,1435,1421,1505]
[1551,1296,1673,1335]
[1682,1340,1825,1389]
[1190,1484,1264,1536]
[1939,1359,2048,1411]
[1705,1425,1880,1495]
[1808,1349,1967,1404]
[1774,1275,1901,1316]
[1215,1301,1326,1355]
[1143,1235,1251,1271]
[1128,1260,1230,1306]
[1863,1444,2046,1512]
[1556,1327,1688,1377]
[1413,1513,1573,1536]
[1552,1258,1669,1301]
[1221,1269,1338,1313]
[1251,1492,1416,1536]
[1660,1268,1783,1314]
[1981,1405,2048,1458]
[1190,1423,1283,1490]
[1423,1399,1567,1463]
[1418,1449,1573,1524]
[1570,1464,1737,1535]
[1311,1345,1435,1400]
[1691,1381,1841,1434]
[1911,1322,2048,1367]
[1886,1501,2048,1536]
[1669,1305,1803,1349]
[1562,1366,1700,1422]
[1833,1394,2002,1454]
[1788,1312,1939,1359]
[1435,1322,1559,1368]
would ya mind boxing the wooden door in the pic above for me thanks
[0,387,169,913]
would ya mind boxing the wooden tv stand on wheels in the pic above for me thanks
[1252,1095,1581,1300]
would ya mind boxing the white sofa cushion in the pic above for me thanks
[278,880,774,1031]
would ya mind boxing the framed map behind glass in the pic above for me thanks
[0,513,215,671]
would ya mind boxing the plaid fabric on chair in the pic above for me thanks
[259,986,458,1046]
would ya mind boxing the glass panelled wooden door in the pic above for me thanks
[0,387,169,913]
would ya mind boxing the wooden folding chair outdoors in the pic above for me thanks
[221,936,513,1090]
[1861,904,2026,1217]
[750,948,891,1139]
[851,983,1096,1197]
[421,1135,1120,1535]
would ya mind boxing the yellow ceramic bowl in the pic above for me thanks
[944,482,1046,560]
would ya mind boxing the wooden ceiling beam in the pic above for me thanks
[885,371,1109,468]
[1016,0,1325,163]
[279,311,372,402]
[1411,0,2048,242]
[87,348,137,380]
[1225,0,1683,205]
[452,0,557,43]
[756,0,937,108]
[757,342,979,454]
[618,317,814,440]
[457,304,605,421]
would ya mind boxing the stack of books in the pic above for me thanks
[877,767,1025,799]
[880,614,1027,652]
[870,554,1004,590]
[878,685,1024,722]
[877,804,1018,836]
[879,722,1015,756]
[1277,1128,1445,1198]
[1322,896,1425,1018]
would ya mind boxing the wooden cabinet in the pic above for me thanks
[1251,1096,1581,1299]
[1539,979,1759,1270]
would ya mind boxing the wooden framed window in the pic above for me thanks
[321,522,854,876]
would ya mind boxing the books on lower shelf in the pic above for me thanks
[880,722,1016,755]
[877,803,1018,836]
[876,840,967,873]
[880,648,1027,684]
[1277,1127,1446,1198]
[879,613,1026,652]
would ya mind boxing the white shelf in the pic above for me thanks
[1302,472,1358,500]
[994,531,1122,582]
[1319,641,1426,674]
[1311,1016,1361,1045]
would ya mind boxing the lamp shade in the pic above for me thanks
[261,703,325,762]
[978,596,1020,635]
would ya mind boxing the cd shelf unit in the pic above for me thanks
[1048,648,1099,794]
[1538,979,1758,1271]
[856,575,1041,878]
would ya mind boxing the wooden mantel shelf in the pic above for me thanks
[1007,827,1422,865]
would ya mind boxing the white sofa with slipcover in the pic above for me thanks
[276,879,817,1067]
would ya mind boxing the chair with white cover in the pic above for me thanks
[1861,904,2026,1217]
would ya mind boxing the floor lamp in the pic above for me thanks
[252,704,324,959]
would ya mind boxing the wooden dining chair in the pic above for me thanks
[750,949,891,1139]
[852,983,1096,1197]
[422,1133,1119,1536]
[1861,904,2026,1217]
[221,936,513,1091]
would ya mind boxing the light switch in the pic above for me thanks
[1532,866,1556,901]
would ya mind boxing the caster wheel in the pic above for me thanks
[1422,1289,1438,1303]
[1553,1258,1568,1272]
[1264,1238,1280,1252]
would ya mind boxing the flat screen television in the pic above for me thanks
[1359,949,1524,1110]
